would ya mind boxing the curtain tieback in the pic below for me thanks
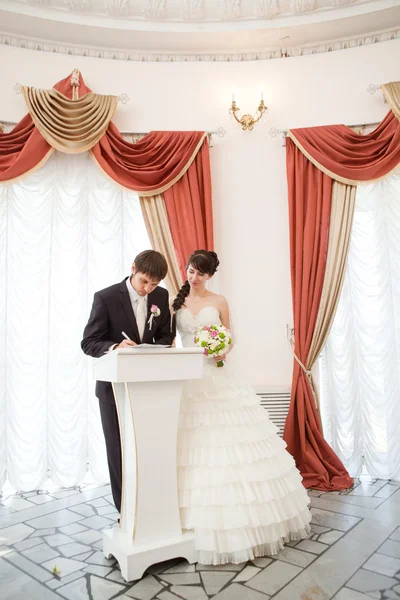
[290,340,319,410]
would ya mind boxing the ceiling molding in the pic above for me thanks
[0,0,383,25]
[0,26,398,62]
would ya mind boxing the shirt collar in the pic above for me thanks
[126,277,142,303]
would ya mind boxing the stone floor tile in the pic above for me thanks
[30,528,56,537]
[75,515,114,530]
[169,585,209,600]
[45,533,75,547]
[374,485,399,499]
[72,529,103,544]
[59,542,92,557]
[26,509,82,529]
[5,550,55,582]
[334,587,373,599]
[348,482,387,497]
[271,570,331,600]
[296,539,329,554]
[318,530,345,545]
[246,560,302,596]
[200,571,235,594]
[0,545,18,557]
[59,523,88,535]
[363,552,400,577]
[233,565,261,582]
[86,498,110,508]
[74,551,93,561]
[51,489,80,499]
[308,490,325,497]
[160,573,201,586]
[125,573,164,599]
[310,498,372,519]
[196,562,245,571]
[311,524,331,534]
[275,546,316,568]
[13,536,43,551]
[320,495,384,509]
[45,570,85,590]
[157,591,182,600]
[213,583,271,599]
[311,508,361,531]
[1,497,36,511]
[390,527,400,542]
[106,568,126,583]
[57,574,125,599]
[251,557,272,568]
[85,550,116,567]
[0,522,35,544]
[145,558,181,574]
[29,495,57,505]
[96,505,119,516]
[346,568,398,593]
[379,539,400,559]
[0,557,60,599]
[41,556,88,577]
[22,542,60,563]
[70,504,97,517]
[163,560,196,573]
[83,564,113,577]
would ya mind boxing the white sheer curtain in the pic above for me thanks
[0,151,151,491]
[320,171,400,480]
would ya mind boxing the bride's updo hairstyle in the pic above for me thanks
[172,250,220,312]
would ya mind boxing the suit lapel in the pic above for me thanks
[142,296,152,343]
[119,279,140,343]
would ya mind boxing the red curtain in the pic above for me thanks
[284,140,353,490]
[0,72,214,259]
[91,123,207,195]
[291,110,400,181]
[285,109,400,490]
[164,141,214,280]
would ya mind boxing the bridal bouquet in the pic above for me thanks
[194,324,232,368]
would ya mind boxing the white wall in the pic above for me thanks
[1,40,399,386]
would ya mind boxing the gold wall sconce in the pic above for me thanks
[229,89,267,131]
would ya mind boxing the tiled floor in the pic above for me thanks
[1,479,400,599]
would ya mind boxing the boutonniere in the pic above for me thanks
[147,304,161,330]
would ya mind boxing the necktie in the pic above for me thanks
[136,296,147,342]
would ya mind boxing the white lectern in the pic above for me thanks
[93,347,203,581]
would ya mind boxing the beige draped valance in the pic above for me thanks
[21,87,119,154]
[382,81,400,124]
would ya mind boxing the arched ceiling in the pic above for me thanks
[0,0,399,60]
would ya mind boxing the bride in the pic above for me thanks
[173,249,311,565]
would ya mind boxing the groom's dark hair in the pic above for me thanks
[134,250,168,281]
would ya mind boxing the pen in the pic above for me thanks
[121,331,132,341]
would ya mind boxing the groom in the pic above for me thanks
[81,250,173,513]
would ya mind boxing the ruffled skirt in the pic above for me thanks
[177,362,311,565]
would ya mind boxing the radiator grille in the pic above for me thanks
[255,388,291,437]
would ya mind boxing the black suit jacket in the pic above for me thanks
[81,277,173,404]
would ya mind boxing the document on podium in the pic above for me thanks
[122,344,171,351]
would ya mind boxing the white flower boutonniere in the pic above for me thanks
[147,304,161,330]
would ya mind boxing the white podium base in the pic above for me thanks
[104,525,197,581]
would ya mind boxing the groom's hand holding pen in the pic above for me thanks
[115,331,137,349]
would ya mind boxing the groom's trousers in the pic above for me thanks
[99,401,122,513]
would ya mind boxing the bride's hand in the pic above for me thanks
[214,354,226,363]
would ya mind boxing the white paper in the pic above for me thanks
[130,344,171,349]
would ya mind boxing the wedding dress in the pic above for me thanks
[176,305,311,565]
